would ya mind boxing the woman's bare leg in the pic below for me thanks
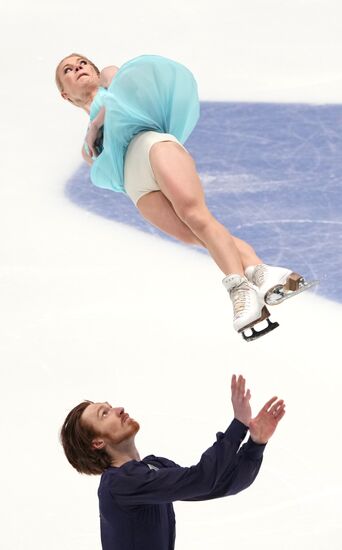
[149,142,262,275]
[232,236,263,270]
[137,191,262,271]
[137,191,204,246]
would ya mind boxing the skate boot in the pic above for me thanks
[245,264,319,306]
[222,274,279,342]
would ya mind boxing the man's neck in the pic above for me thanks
[108,440,141,468]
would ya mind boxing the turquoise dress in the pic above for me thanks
[88,55,200,193]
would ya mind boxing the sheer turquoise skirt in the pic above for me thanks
[89,55,200,193]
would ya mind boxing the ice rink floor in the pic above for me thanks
[1,1,342,549]
[68,100,342,302]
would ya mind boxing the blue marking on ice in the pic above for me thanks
[65,102,342,303]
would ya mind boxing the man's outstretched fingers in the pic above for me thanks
[276,408,286,421]
[269,399,284,415]
[238,375,245,396]
[270,402,286,420]
[262,396,278,412]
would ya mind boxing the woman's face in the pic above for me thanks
[57,55,99,104]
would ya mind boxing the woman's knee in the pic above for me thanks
[137,192,204,246]
[177,203,212,233]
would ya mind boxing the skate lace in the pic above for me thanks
[231,283,251,319]
[253,265,266,286]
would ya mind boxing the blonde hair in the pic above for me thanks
[55,53,100,92]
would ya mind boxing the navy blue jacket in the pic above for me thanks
[98,419,265,549]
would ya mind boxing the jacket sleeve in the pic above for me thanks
[110,419,265,506]
[182,436,265,501]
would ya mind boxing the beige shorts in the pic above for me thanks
[124,131,186,206]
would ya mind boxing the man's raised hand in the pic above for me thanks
[231,374,252,427]
[249,397,286,444]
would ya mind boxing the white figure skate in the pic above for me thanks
[245,264,319,306]
[222,274,279,342]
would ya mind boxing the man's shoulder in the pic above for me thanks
[99,455,180,491]
[99,461,142,496]
[143,455,180,469]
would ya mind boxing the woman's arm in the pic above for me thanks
[99,65,119,88]
[91,106,105,131]
[82,144,93,166]
[83,65,118,159]
[85,106,105,158]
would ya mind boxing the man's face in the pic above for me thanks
[57,55,99,102]
[81,402,140,448]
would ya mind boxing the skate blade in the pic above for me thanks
[265,277,319,306]
[241,318,279,342]
[238,306,279,342]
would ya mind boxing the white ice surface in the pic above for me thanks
[1,1,342,549]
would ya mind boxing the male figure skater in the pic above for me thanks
[61,375,285,549]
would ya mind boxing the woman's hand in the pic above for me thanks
[85,122,102,159]
[231,374,252,427]
[85,107,106,158]
[82,144,93,166]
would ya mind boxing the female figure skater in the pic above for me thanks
[55,53,312,341]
